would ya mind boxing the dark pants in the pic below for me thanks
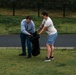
[20,33,32,56]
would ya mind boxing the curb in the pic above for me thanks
[0,47,75,49]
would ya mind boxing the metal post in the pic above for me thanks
[37,3,40,17]
[12,0,15,16]
[63,3,66,17]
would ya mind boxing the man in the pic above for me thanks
[37,11,58,62]
[19,16,35,58]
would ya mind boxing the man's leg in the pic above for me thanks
[44,44,51,62]
[27,36,32,57]
[44,34,55,62]
[46,44,54,58]
[50,45,54,57]
[50,33,58,58]
[46,44,51,58]
[50,45,54,60]
[20,33,26,55]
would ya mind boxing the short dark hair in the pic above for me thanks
[26,16,31,20]
[42,11,48,16]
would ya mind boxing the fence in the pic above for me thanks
[37,2,76,18]
[0,1,76,18]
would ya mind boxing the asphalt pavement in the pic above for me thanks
[0,34,76,49]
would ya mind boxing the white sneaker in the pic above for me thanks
[50,56,54,60]
[44,57,51,62]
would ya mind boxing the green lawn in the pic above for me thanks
[0,15,76,34]
[0,49,76,75]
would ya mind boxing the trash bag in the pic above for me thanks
[30,32,40,56]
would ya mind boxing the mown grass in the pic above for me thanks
[0,49,76,75]
[0,15,76,34]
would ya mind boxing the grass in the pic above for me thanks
[0,9,76,34]
[0,15,76,34]
[0,49,76,75]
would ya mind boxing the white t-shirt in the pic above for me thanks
[42,17,57,35]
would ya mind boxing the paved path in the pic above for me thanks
[0,34,76,48]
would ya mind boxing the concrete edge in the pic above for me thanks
[0,47,76,49]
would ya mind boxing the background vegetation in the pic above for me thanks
[0,15,76,34]
[0,0,76,34]
[0,0,76,9]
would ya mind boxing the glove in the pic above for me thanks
[37,34,40,38]
[28,34,33,38]
[34,31,37,34]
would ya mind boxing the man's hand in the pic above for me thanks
[34,31,37,34]
[37,34,40,38]
[28,33,31,35]
[39,26,47,35]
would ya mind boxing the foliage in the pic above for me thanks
[0,15,76,34]
[0,0,76,10]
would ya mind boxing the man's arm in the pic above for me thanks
[39,26,47,35]
[31,21,35,32]
[21,21,31,35]
[36,24,44,32]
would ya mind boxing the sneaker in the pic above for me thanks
[19,53,26,56]
[50,56,54,60]
[44,57,51,62]
[27,55,31,58]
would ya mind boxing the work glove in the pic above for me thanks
[37,34,40,38]
[34,31,37,34]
